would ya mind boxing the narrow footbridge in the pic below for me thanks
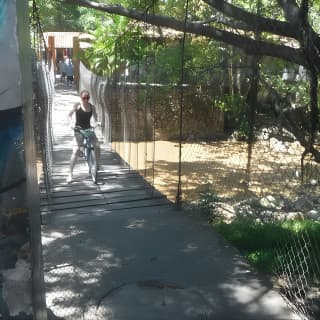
[40,83,170,220]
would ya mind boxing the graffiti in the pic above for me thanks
[0,106,26,208]
[0,0,7,24]
[0,0,22,111]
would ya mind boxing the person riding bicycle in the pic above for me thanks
[67,90,100,183]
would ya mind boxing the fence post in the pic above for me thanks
[47,35,55,73]
[20,1,48,319]
[73,36,80,90]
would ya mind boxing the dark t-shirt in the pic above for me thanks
[75,104,92,129]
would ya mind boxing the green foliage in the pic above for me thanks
[198,189,219,222]
[153,43,183,83]
[32,0,318,140]
[260,57,310,108]
[309,1,320,32]
[220,94,249,138]
[77,7,106,32]
[33,0,83,31]
[82,14,152,76]
[213,218,320,275]
[231,0,284,20]
[79,0,216,77]
[82,16,119,75]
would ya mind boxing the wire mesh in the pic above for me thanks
[30,0,55,201]
[274,230,320,320]
[34,61,55,201]
[80,53,320,319]
[79,62,319,203]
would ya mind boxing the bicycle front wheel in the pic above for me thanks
[87,148,98,184]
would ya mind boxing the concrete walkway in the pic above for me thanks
[41,82,300,320]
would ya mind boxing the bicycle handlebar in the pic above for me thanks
[74,123,102,132]
[74,125,85,132]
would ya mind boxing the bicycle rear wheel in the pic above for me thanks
[87,148,98,184]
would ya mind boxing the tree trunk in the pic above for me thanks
[246,55,260,185]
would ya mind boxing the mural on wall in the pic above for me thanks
[0,107,25,198]
[0,0,26,207]
[0,0,23,109]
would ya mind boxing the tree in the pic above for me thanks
[59,0,320,68]
[59,0,320,161]
[32,0,83,31]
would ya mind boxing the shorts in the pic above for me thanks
[73,131,84,147]
[73,131,98,147]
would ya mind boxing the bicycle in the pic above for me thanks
[74,125,99,184]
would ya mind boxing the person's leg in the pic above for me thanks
[67,147,79,183]
[70,147,80,173]
[67,134,81,183]
[92,136,100,169]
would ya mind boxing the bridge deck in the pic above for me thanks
[40,83,169,219]
[39,83,299,320]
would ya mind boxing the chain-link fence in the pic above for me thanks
[274,230,320,320]
[80,61,319,201]
[31,0,55,202]
[34,60,55,201]
[79,51,320,319]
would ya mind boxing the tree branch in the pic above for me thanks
[203,0,300,39]
[203,14,253,32]
[276,0,301,23]
[61,0,306,66]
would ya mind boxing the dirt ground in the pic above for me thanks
[113,139,318,203]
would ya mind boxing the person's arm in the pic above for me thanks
[91,104,100,126]
[68,104,77,129]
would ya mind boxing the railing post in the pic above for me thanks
[73,36,80,90]
[21,1,48,319]
[47,35,55,73]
